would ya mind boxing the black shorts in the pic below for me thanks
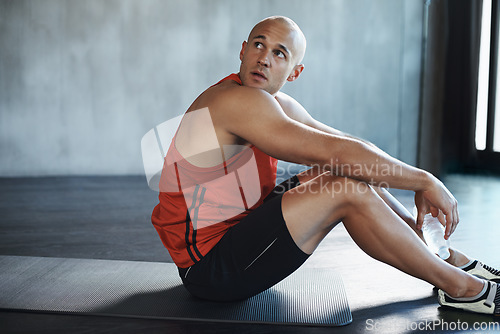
[177,175,309,302]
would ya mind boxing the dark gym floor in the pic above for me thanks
[1,173,499,333]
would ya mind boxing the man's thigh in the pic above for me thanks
[282,174,370,254]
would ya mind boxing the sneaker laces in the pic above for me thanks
[495,284,500,314]
[482,263,500,276]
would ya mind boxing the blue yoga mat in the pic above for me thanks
[0,255,352,326]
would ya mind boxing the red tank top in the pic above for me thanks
[151,74,278,268]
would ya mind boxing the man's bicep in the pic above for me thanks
[221,89,328,164]
[223,91,296,150]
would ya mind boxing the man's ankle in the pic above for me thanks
[445,248,471,267]
[458,277,485,298]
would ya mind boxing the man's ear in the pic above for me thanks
[239,41,247,62]
[287,64,305,82]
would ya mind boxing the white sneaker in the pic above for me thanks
[438,281,500,315]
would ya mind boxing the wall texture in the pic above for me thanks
[0,0,423,176]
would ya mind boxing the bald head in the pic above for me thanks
[239,16,306,94]
[248,16,306,65]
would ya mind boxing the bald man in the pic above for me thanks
[152,16,500,314]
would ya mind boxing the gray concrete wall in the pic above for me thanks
[0,0,423,176]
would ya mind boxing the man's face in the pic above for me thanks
[239,20,304,96]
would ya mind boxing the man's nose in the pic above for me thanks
[257,53,270,67]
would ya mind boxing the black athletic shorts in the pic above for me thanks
[177,175,309,302]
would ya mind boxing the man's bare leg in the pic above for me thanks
[282,173,484,298]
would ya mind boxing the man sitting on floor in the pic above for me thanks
[151,16,500,315]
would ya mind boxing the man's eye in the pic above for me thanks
[275,50,285,58]
[255,42,263,48]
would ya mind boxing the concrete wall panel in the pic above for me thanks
[0,0,423,176]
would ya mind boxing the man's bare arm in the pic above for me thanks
[213,86,458,235]
[217,86,422,188]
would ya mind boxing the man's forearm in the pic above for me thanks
[327,137,432,192]
[305,118,432,191]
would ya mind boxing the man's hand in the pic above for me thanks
[414,175,459,240]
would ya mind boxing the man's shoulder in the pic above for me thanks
[211,80,270,99]
[207,82,276,112]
